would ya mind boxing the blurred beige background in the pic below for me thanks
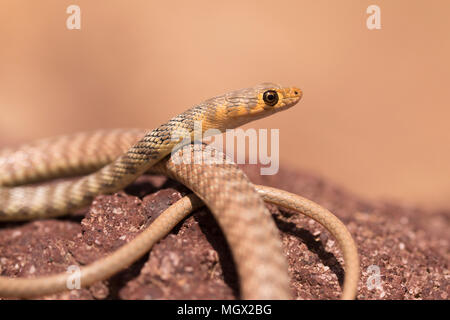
[0,0,449,209]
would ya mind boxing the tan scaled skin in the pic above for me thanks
[0,84,359,299]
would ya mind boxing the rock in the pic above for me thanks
[0,165,448,300]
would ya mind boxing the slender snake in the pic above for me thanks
[0,83,359,299]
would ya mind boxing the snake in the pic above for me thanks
[0,83,359,299]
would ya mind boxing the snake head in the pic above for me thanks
[212,83,302,128]
[254,83,302,113]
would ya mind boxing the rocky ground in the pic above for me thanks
[0,163,448,300]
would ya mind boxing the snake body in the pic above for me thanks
[0,84,360,299]
[0,84,300,220]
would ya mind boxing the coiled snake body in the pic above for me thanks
[0,83,359,299]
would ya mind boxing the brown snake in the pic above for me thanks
[0,83,359,299]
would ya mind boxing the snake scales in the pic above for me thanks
[0,83,359,299]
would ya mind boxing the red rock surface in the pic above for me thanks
[0,164,448,300]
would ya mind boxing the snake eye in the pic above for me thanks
[263,90,279,106]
